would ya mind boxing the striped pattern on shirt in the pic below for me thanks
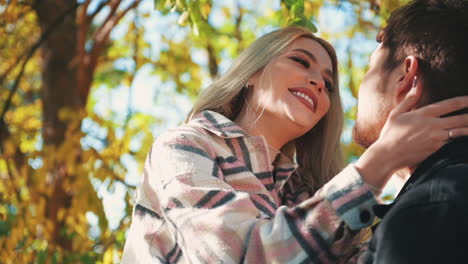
[122,110,378,263]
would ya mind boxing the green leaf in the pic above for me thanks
[37,250,47,264]
[304,19,318,32]
[289,17,318,32]
[154,0,165,10]
[0,220,11,237]
[290,4,297,19]
[282,0,295,8]
[293,0,304,17]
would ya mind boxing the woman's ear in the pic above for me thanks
[395,56,422,107]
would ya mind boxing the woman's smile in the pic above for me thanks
[288,87,318,112]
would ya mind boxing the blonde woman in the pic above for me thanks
[122,27,468,263]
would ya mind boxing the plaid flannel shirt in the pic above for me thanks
[122,110,378,263]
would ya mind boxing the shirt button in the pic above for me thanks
[360,210,371,223]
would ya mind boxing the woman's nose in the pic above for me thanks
[309,78,325,93]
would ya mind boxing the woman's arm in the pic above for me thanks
[123,131,377,263]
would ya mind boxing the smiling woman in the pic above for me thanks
[121,26,468,263]
[190,28,345,193]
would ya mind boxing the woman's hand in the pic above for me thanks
[356,79,468,192]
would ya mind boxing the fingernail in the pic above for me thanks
[412,76,418,87]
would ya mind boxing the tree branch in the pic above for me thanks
[79,0,141,104]
[77,0,91,99]
[89,147,135,189]
[234,4,244,54]
[82,0,92,15]
[3,158,22,203]
[124,8,141,129]
[93,0,140,48]
[77,0,92,34]
[0,52,27,87]
[99,0,121,30]
[206,41,218,79]
[88,0,111,24]
[234,4,243,42]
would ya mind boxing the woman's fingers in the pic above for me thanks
[418,96,468,117]
[439,113,468,129]
[448,127,468,139]
[389,79,421,117]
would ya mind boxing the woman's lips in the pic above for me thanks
[288,87,318,112]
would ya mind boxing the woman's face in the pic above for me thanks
[248,37,334,134]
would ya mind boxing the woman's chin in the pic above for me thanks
[287,115,317,135]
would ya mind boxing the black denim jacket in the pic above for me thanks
[364,137,468,264]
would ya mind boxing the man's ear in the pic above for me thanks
[395,56,422,107]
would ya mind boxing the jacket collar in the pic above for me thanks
[192,110,298,172]
[374,136,468,219]
[192,110,247,138]
[399,136,468,196]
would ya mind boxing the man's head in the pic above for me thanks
[354,0,468,148]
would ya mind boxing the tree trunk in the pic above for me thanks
[35,0,81,145]
[34,0,80,251]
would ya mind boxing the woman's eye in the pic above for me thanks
[289,56,310,68]
[325,80,334,93]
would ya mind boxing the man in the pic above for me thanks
[352,0,468,263]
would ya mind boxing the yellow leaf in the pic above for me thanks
[103,248,114,264]
[201,3,211,19]
[0,206,6,221]
[3,139,16,156]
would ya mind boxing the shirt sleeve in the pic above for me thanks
[126,131,379,263]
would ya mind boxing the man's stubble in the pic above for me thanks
[353,105,392,149]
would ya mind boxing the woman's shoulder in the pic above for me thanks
[154,110,243,147]
[153,120,213,149]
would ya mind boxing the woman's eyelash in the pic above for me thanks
[289,55,335,93]
[325,80,334,92]
[289,56,310,68]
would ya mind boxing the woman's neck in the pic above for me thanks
[234,109,292,163]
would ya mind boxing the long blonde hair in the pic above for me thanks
[187,26,344,194]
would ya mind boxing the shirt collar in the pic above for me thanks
[192,110,298,174]
[192,110,247,138]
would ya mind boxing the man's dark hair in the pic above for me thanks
[382,0,468,106]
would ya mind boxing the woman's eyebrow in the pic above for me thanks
[291,48,334,80]
[291,48,318,63]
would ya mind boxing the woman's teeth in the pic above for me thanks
[291,91,314,109]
